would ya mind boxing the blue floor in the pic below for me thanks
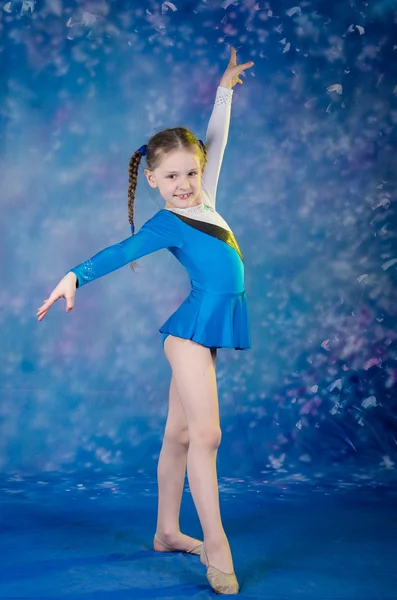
[0,474,396,599]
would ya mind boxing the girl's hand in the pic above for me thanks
[219,46,254,89]
[36,272,77,321]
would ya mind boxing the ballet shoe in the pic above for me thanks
[154,533,203,555]
[200,544,240,595]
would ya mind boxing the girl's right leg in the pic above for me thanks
[155,350,217,551]
[163,335,234,575]
[155,374,201,551]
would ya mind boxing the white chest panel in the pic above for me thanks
[165,203,232,232]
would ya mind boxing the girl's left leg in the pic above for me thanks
[154,349,217,552]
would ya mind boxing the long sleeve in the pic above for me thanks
[201,86,233,210]
[68,210,182,288]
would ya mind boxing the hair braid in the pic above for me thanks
[128,150,142,271]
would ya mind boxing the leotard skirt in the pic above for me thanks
[159,286,251,350]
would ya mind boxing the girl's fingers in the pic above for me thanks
[37,309,48,321]
[37,294,60,316]
[65,295,75,311]
[238,62,254,74]
[37,290,75,320]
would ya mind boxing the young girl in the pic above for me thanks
[37,47,254,595]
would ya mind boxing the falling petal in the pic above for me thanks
[221,0,239,9]
[21,0,34,14]
[363,358,382,371]
[327,83,343,94]
[382,258,397,270]
[286,7,301,17]
[329,379,343,392]
[361,396,378,409]
[374,197,391,209]
[357,274,368,283]
[381,456,395,469]
[162,1,177,13]
[82,12,97,26]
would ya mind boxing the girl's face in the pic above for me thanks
[144,149,203,209]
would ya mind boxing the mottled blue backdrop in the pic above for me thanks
[1,0,396,485]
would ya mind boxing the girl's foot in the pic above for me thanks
[200,537,234,574]
[201,545,239,595]
[154,531,203,554]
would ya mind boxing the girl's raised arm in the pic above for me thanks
[201,47,254,210]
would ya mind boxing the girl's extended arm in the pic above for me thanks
[37,211,182,321]
[201,47,254,210]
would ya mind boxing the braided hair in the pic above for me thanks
[127,127,207,272]
[127,149,143,271]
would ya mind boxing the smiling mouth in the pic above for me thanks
[175,193,192,199]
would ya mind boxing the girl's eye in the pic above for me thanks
[168,172,197,179]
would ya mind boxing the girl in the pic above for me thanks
[37,47,254,595]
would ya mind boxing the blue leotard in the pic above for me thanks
[68,86,251,351]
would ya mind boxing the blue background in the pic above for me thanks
[1,0,397,488]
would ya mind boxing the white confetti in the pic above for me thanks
[382,258,397,270]
[66,11,97,32]
[282,42,291,53]
[361,396,378,409]
[311,385,318,393]
[328,378,342,392]
[3,1,12,12]
[299,453,311,462]
[321,339,330,351]
[296,420,302,429]
[363,357,381,370]
[381,455,395,469]
[21,0,34,14]
[221,0,238,9]
[162,1,177,13]
[286,6,301,17]
[374,197,391,209]
[357,274,368,283]
[327,84,343,94]
[269,453,286,469]
[82,11,97,26]
[356,25,365,35]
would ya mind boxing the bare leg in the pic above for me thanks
[154,349,217,551]
[163,336,234,574]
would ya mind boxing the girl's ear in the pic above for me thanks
[144,168,158,189]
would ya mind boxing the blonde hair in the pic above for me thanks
[127,127,207,271]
